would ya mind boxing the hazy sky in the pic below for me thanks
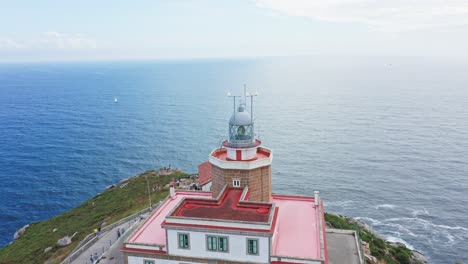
[1,0,468,62]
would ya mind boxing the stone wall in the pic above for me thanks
[211,164,271,202]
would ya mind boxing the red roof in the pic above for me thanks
[210,147,270,161]
[171,188,272,223]
[197,161,212,186]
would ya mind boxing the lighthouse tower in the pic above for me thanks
[208,88,273,202]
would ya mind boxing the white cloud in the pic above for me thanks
[255,0,468,32]
[0,32,97,51]
[41,31,97,50]
[0,38,26,51]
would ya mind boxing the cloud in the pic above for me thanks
[0,38,26,51]
[255,0,468,32]
[41,31,97,50]
[0,32,97,51]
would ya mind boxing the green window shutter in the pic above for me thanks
[179,234,189,248]
[219,237,228,251]
[207,236,217,251]
[248,239,258,254]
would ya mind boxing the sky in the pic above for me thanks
[1,0,468,62]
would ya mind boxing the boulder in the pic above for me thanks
[57,236,72,247]
[365,254,378,264]
[13,224,29,240]
[43,247,52,253]
[410,250,428,264]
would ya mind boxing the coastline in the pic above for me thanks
[1,169,428,264]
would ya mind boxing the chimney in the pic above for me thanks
[314,191,320,206]
[169,184,175,198]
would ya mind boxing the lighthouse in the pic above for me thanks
[208,88,273,202]
[122,88,331,264]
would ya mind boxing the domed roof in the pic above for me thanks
[229,104,252,126]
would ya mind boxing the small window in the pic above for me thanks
[206,235,229,252]
[207,236,217,251]
[218,237,228,252]
[144,260,155,264]
[247,238,258,255]
[233,179,241,187]
[178,233,190,249]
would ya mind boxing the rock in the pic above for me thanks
[410,250,428,264]
[388,241,406,248]
[43,247,52,253]
[52,228,58,232]
[101,222,107,228]
[365,254,378,264]
[361,241,370,255]
[348,218,386,241]
[13,224,29,240]
[57,236,72,247]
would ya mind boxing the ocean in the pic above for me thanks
[0,57,467,263]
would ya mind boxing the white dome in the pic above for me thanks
[229,111,252,126]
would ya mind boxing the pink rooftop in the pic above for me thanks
[127,189,323,260]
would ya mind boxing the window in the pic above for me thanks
[206,235,229,252]
[218,237,228,252]
[247,238,258,255]
[144,260,155,264]
[233,179,241,187]
[207,236,217,251]
[178,233,190,249]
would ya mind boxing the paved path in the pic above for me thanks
[97,217,148,264]
[327,229,362,264]
[70,213,149,264]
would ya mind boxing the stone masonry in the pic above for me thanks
[211,164,272,202]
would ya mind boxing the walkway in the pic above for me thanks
[69,212,150,264]
[327,229,363,264]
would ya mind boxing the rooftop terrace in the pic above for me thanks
[171,188,272,222]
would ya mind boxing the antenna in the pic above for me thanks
[243,84,247,106]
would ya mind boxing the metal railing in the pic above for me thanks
[61,205,156,264]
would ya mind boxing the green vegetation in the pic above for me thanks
[325,213,413,264]
[0,170,189,264]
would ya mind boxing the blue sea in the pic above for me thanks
[0,57,467,263]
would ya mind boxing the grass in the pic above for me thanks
[325,213,413,264]
[0,170,189,264]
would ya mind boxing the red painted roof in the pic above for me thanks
[171,188,272,223]
[211,147,270,161]
[197,161,212,186]
[127,191,212,245]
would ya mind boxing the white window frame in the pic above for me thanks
[233,179,241,187]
